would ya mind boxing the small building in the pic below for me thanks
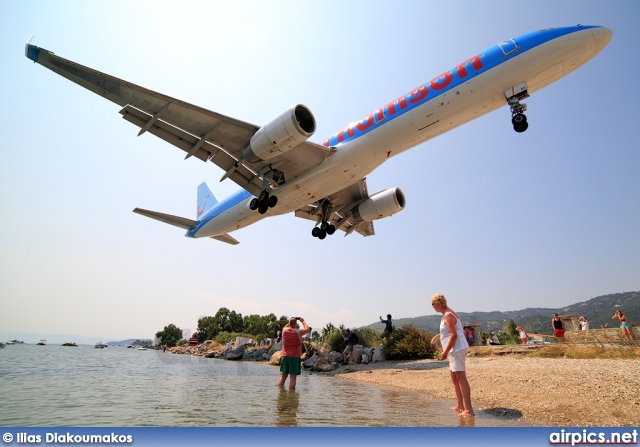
[558,314,579,331]
[234,336,250,346]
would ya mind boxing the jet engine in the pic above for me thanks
[351,188,406,222]
[241,105,316,163]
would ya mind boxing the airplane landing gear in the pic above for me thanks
[311,221,336,240]
[505,82,529,133]
[512,113,528,133]
[249,190,278,214]
[311,200,336,240]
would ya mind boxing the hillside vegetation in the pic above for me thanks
[368,291,639,335]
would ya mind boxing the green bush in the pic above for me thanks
[326,327,346,352]
[498,332,521,345]
[214,331,254,344]
[385,325,436,360]
[357,326,381,347]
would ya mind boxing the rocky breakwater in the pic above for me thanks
[170,340,388,372]
[269,341,387,372]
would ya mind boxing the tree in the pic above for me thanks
[155,324,183,347]
[215,307,244,333]
[197,308,245,342]
[197,316,219,342]
[506,319,518,337]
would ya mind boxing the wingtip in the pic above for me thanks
[25,35,39,62]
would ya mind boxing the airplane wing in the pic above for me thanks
[25,43,333,197]
[294,178,375,237]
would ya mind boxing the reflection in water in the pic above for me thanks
[458,415,475,427]
[274,389,299,426]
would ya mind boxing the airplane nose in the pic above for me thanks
[591,27,613,54]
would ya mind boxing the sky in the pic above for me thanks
[1,0,639,343]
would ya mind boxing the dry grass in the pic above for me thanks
[525,343,640,359]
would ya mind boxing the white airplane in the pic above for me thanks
[25,25,612,245]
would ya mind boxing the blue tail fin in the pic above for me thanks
[197,182,218,220]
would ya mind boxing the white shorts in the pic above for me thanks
[448,348,468,372]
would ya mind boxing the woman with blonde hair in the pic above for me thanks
[430,293,474,417]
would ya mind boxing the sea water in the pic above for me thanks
[0,345,519,427]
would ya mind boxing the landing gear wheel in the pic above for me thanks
[249,198,259,210]
[514,121,529,133]
[326,224,336,235]
[512,113,527,125]
[268,195,278,208]
[317,229,327,240]
[258,190,269,203]
[311,227,320,237]
[320,221,328,231]
[258,202,269,214]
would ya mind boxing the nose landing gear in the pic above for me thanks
[505,82,529,133]
[512,113,528,133]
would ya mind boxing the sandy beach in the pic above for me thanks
[330,354,640,426]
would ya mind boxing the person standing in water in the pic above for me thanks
[430,293,474,417]
[277,317,310,390]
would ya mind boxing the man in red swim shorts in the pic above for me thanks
[552,313,565,342]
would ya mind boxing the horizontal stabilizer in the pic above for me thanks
[210,234,240,245]
[133,208,240,244]
[133,208,196,230]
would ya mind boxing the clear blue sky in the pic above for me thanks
[1,0,638,342]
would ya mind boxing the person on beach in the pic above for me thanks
[379,314,393,343]
[430,293,474,417]
[552,313,565,342]
[578,316,589,331]
[516,326,528,344]
[464,326,474,346]
[612,310,635,340]
[277,317,310,390]
[487,332,501,345]
[342,329,358,364]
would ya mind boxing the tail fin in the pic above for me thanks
[197,182,218,220]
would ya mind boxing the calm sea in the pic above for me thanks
[0,345,519,427]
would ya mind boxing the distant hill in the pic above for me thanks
[367,291,639,335]
[106,338,153,346]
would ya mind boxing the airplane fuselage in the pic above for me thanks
[190,25,611,239]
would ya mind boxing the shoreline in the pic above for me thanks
[328,356,640,427]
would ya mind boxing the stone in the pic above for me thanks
[349,344,364,363]
[269,351,283,366]
[310,357,338,372]
[317,341,332,357]
[372,345,387,362]
[226,344,245,360]
[328,351,343,363]
[302,354,319,369]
